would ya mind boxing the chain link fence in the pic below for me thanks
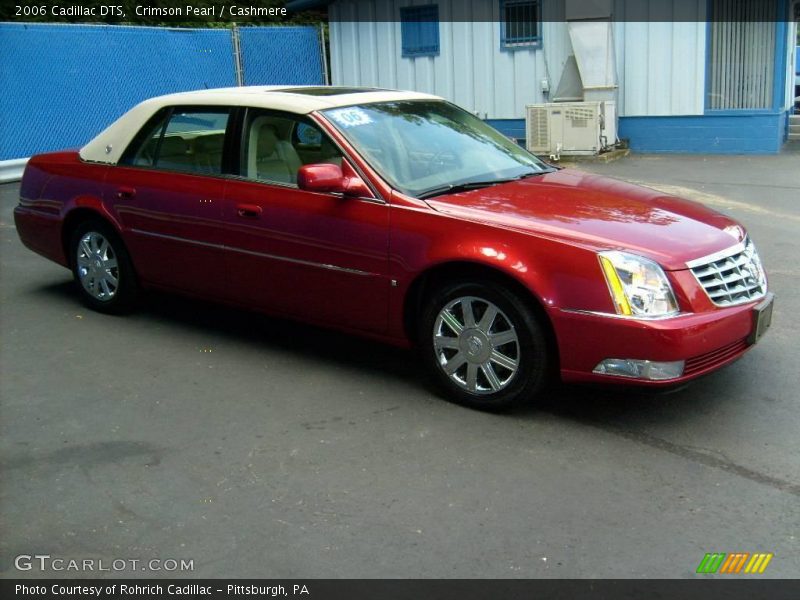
[0,23,324,161]
[239,26,326,86]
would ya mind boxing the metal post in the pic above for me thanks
[231,23,245,87]
[319,23,330,86]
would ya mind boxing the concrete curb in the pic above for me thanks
[0,158,29,183]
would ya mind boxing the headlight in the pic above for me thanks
[598,251,679,318]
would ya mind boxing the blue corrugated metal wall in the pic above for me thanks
[0,23,324,160]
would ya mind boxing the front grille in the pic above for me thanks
[688,238,767,307]
[684,338,749,377]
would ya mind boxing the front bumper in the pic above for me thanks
[553,296,770,386]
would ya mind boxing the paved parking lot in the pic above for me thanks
[1,150,798,578]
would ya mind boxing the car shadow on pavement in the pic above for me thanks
[533,362,751,423]
[34,279,422,388]
[33,279,748,428]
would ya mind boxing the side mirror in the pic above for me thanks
[297,163,373,198]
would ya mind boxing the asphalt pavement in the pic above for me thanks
[1,150,798,578]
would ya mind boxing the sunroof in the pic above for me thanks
[278,87,389,97]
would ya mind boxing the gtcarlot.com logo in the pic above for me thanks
[14,554,194,572]
[696,552,773,574]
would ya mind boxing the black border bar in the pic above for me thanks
[0,0,796,25]
[3,579,800,600]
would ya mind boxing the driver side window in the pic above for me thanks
[242,112,343,185]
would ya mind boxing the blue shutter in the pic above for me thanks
[400,5,440,57]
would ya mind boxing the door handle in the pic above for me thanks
[116,186,136,199]
[237,204,262,218]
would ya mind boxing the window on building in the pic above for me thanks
[500,0,541,48]
[707,0,777,110]
[400,5,440,57]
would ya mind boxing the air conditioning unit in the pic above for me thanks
[525,101,616,157]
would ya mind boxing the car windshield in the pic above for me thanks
[320,100,551,198]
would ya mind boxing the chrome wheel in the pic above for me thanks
[432,296,520,395]
[75,231,119,301]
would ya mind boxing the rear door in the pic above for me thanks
[107,106,231,298]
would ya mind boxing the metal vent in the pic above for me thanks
[526,106,549,152]
[688,238,767,307]
[565,107,594,120]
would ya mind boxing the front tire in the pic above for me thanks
[69,220,138,314]
[419,281,550,411]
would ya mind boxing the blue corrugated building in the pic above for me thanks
[290,0,798,153]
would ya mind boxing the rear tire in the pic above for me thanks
[418,280,550,411]
[69,220,138,314]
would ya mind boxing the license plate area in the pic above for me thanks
[748,293,774,345]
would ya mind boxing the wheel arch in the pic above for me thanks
[402,260,559,373]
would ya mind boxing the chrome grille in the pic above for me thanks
[688,238,767,307]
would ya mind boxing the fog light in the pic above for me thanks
[593,358,685,381]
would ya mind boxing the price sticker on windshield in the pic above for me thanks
[328,107,373,128]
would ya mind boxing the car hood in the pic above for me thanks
[425,169,743,271]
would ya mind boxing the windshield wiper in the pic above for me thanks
[417,180,512,200]
[417,170,552,200]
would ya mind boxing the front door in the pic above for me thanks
[222,110,390,334]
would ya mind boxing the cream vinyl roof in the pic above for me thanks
[80,86,442,164]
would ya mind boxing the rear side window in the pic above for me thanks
[121,108,230,175]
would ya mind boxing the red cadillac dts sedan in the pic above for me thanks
[14,86,773,410]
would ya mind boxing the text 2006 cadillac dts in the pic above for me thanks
[14,86,774,410]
